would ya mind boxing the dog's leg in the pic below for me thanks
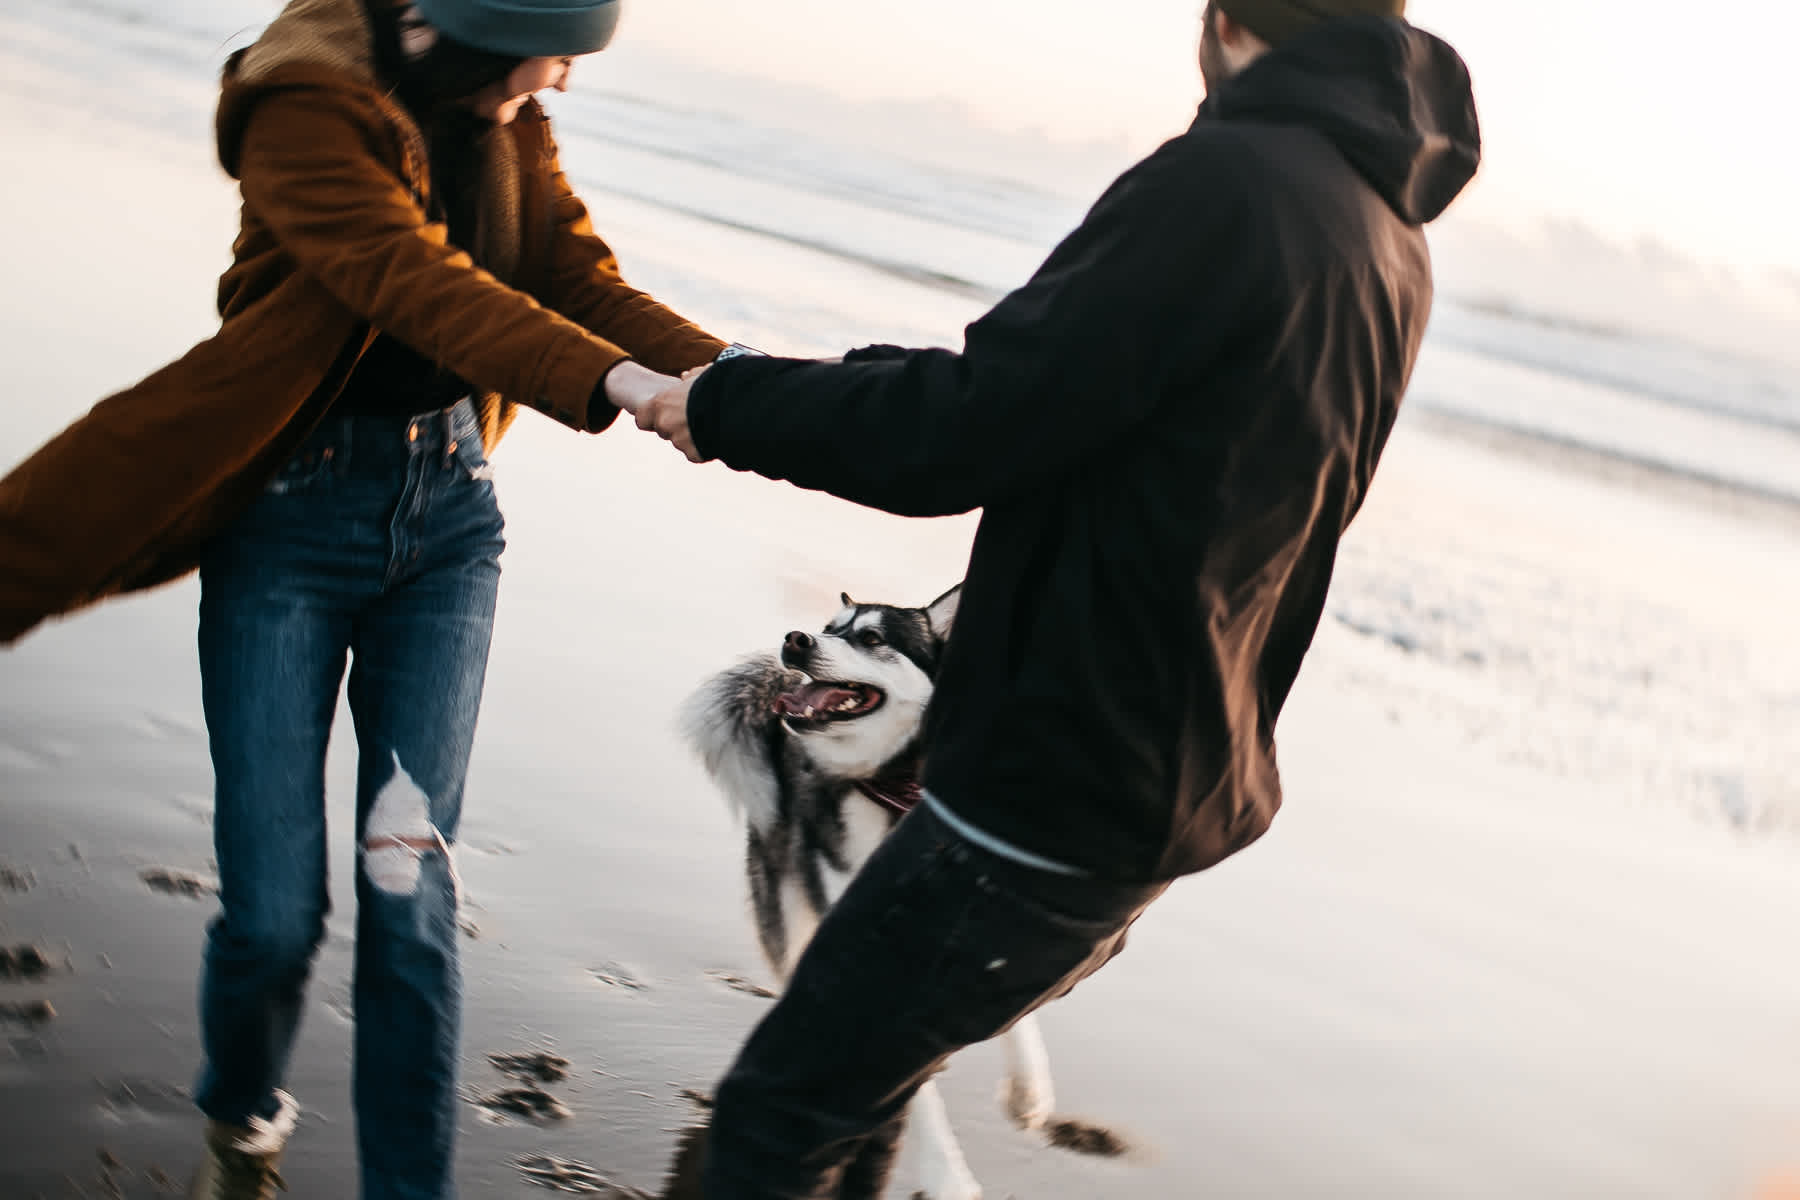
[998,1013,1055,1131]
[905,1078,981,1200]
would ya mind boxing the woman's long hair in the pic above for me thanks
[363,0,524,117]
[362,1,516,259]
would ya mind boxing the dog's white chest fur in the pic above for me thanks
[775,792,900,977]
[824,791,895,906]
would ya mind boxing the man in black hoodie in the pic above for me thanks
[636,3,1480,1195]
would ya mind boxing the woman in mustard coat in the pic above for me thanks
[0,2,728,1196]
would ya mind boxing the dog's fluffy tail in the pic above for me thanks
[679,653,801,835]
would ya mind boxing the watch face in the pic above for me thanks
[714,343,767,362]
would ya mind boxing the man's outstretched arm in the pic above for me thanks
[648,139,1261,517]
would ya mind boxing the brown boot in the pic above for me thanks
[187,1090,297,1200]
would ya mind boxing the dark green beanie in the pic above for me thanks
[413,0,622,58]
[1216,0,1405,45]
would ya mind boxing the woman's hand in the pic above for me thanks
[635,366,709,463]
[602,360,678,417]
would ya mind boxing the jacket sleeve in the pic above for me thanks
[686,138,1260,517]
[235,87,625,432]
[542,141,727,375]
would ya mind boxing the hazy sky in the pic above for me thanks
[614,0,1800,280]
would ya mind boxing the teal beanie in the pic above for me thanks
[412,0,622,57]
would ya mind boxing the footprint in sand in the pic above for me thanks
[514,1153,650,1197]
[140,867,218,900]
[473,1049,576,1124]
[474,1085,572,1123]
[591,962,649,991]
[0,998,56,1025]
[0,944,59,980]
[703,969,776,999]
[488,1050,571,1084]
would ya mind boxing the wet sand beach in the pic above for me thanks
[7,399,1800,1198]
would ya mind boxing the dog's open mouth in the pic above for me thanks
[773,681,885,728]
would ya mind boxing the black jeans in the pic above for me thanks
[699,802,1166,1199]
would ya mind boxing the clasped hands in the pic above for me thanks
[602,360,708,463]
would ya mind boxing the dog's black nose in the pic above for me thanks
[784,630,815,655]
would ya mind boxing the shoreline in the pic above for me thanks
[1407,405,1800,530]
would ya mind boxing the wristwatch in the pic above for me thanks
[713,342,767,363]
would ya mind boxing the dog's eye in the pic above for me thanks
[857,629,884,648]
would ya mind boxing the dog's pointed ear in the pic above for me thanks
[840,591,856,609]
[925,583,962,642]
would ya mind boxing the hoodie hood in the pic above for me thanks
[1203,15,1480,224]
[216,0,388,179]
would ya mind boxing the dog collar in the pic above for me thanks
[853,777,924,816]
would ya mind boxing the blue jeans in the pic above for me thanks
[698,803,1167,1199]
[194,398,504,1200]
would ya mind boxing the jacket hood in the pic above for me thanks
[1203,15,1480,224]
[217,0,386,179]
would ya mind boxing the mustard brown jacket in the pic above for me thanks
[0,0,724,645]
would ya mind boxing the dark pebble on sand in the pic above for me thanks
[0,865,33,892]
[0,944,55,979]
[140,867,217,899]
[489,1050,571,1084]
[1046,1118,1130,1157]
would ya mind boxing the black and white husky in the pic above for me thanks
[680,585,1054,1200]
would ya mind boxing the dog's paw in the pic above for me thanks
[1001,1074,1054,1131]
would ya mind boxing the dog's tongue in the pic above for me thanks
[775,683,858,717]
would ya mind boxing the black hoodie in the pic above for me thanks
[687,17,1480,881]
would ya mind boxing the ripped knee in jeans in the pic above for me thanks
[362,751,460,901]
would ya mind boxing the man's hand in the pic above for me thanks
[636,366,708,462]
